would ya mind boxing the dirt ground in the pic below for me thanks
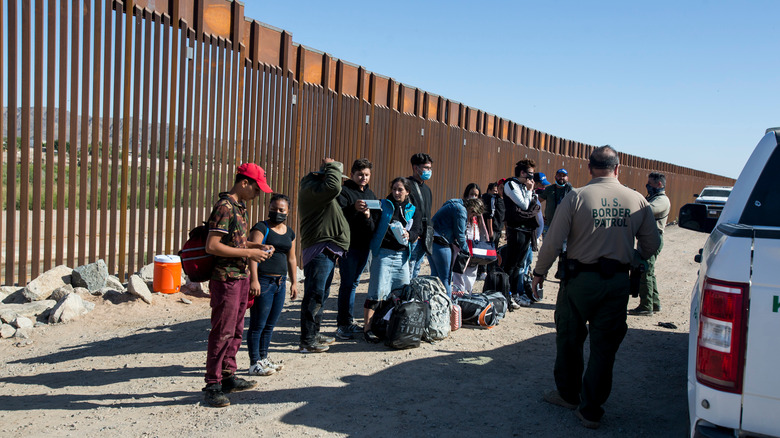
[0,225,707,437]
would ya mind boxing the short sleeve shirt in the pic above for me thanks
[207,192,250,281]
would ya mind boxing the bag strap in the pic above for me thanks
[261,221,269,245]
[411,181,427,223]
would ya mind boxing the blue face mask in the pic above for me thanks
[421,170,432,181]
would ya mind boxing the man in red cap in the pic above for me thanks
[202,163,274,407]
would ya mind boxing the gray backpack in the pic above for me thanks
[411,276,452,341]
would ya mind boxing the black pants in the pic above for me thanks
[554,271,630,421]
[502,227,532,294]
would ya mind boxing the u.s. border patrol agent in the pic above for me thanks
[532,145,660,429]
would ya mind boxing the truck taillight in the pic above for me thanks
[696,278,748,393]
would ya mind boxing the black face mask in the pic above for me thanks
[646,184,661,197]
[268,212,287,223]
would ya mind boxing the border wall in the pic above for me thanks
[0,0,734,285]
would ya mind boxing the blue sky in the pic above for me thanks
[244,1,779,179]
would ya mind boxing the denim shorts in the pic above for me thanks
[367,247,410,301]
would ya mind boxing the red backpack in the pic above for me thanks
[179,223,214,283]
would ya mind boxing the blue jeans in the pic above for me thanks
[246,275,286,363]
[300,252,336,346]
[428,242,453,297]
[367,248,410,301]
[337,248,370,326]
[409,239,431,278]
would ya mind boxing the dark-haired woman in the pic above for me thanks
[429,198,485,297]
[363,177,422,343]
[246,194,298,376]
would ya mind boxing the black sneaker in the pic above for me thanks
[628,307,653,316]
[299,342,329,353]
[221,375,258,393]
[336,326,354,340]
[202,383,230,408]
[316,334,336,345]
[653,305,662,313]
[363,330,381,344]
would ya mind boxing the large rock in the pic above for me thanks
[49,294,90,323]
[50,284,75,302]
[0,310,18,324]
[0,324,15,338]
[14,327,32,339]
[0,301,57,319]
[13,316,33,329]
[23,265,72,301]
[105,275,125,291]
[127,274,153,304]
[71,260,109,292]
[138,263,155,284]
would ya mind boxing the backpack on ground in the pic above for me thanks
[456,293,499,328]
[179,223,213,283]
[411,276,452,342]
[483,290,508,321]
[385,298,428,349]
[483,268,511,302]
[369,299,396,341]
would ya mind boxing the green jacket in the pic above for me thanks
[298,161,350,250]
[539,182,573,225]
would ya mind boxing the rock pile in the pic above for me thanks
[0,260,180,339]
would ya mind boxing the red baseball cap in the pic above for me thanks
[237,163,272,193]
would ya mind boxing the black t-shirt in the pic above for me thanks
[251,221,296,276]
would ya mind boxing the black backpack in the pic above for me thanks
[384,285,429,349]
[369,300,396,341]
[484,268,511,302]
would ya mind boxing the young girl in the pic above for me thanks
[246,194,298,375]
[363,177,422,343]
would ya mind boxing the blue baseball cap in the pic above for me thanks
[556,168,568,175]
[534,172,551,186]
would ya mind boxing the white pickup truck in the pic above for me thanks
[680,128,780,438]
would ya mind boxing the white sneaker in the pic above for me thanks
[510,299,522,310]
[248,359,276,376]
[518,295,533,307]
[266,357,284,372]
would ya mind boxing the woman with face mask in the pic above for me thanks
[363,177,423,343]
[452,183,488,294]
[246,193,298,376]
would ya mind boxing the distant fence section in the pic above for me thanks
[0,0,733,285]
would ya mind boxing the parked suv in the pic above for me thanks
[694,185,733,219]
[680,128,780,438]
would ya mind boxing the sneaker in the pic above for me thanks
[202,383,230,408]
[267,357,284,372]
[221,375,258,393]
[363,330,381,344]
[317,334,336,345]
[299,342,329,353]
[653,305,662,313]
[543,390,578,410]
[336,326,354,340]
[509,299,521,310]
[345,323,363,333]
[248,359,276,376]
[575,408,601,429]
[518,295,533,307]
[628,307,653,316]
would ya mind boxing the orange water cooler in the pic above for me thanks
[153,255,182,294]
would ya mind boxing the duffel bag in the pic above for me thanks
[456,294,498,329]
